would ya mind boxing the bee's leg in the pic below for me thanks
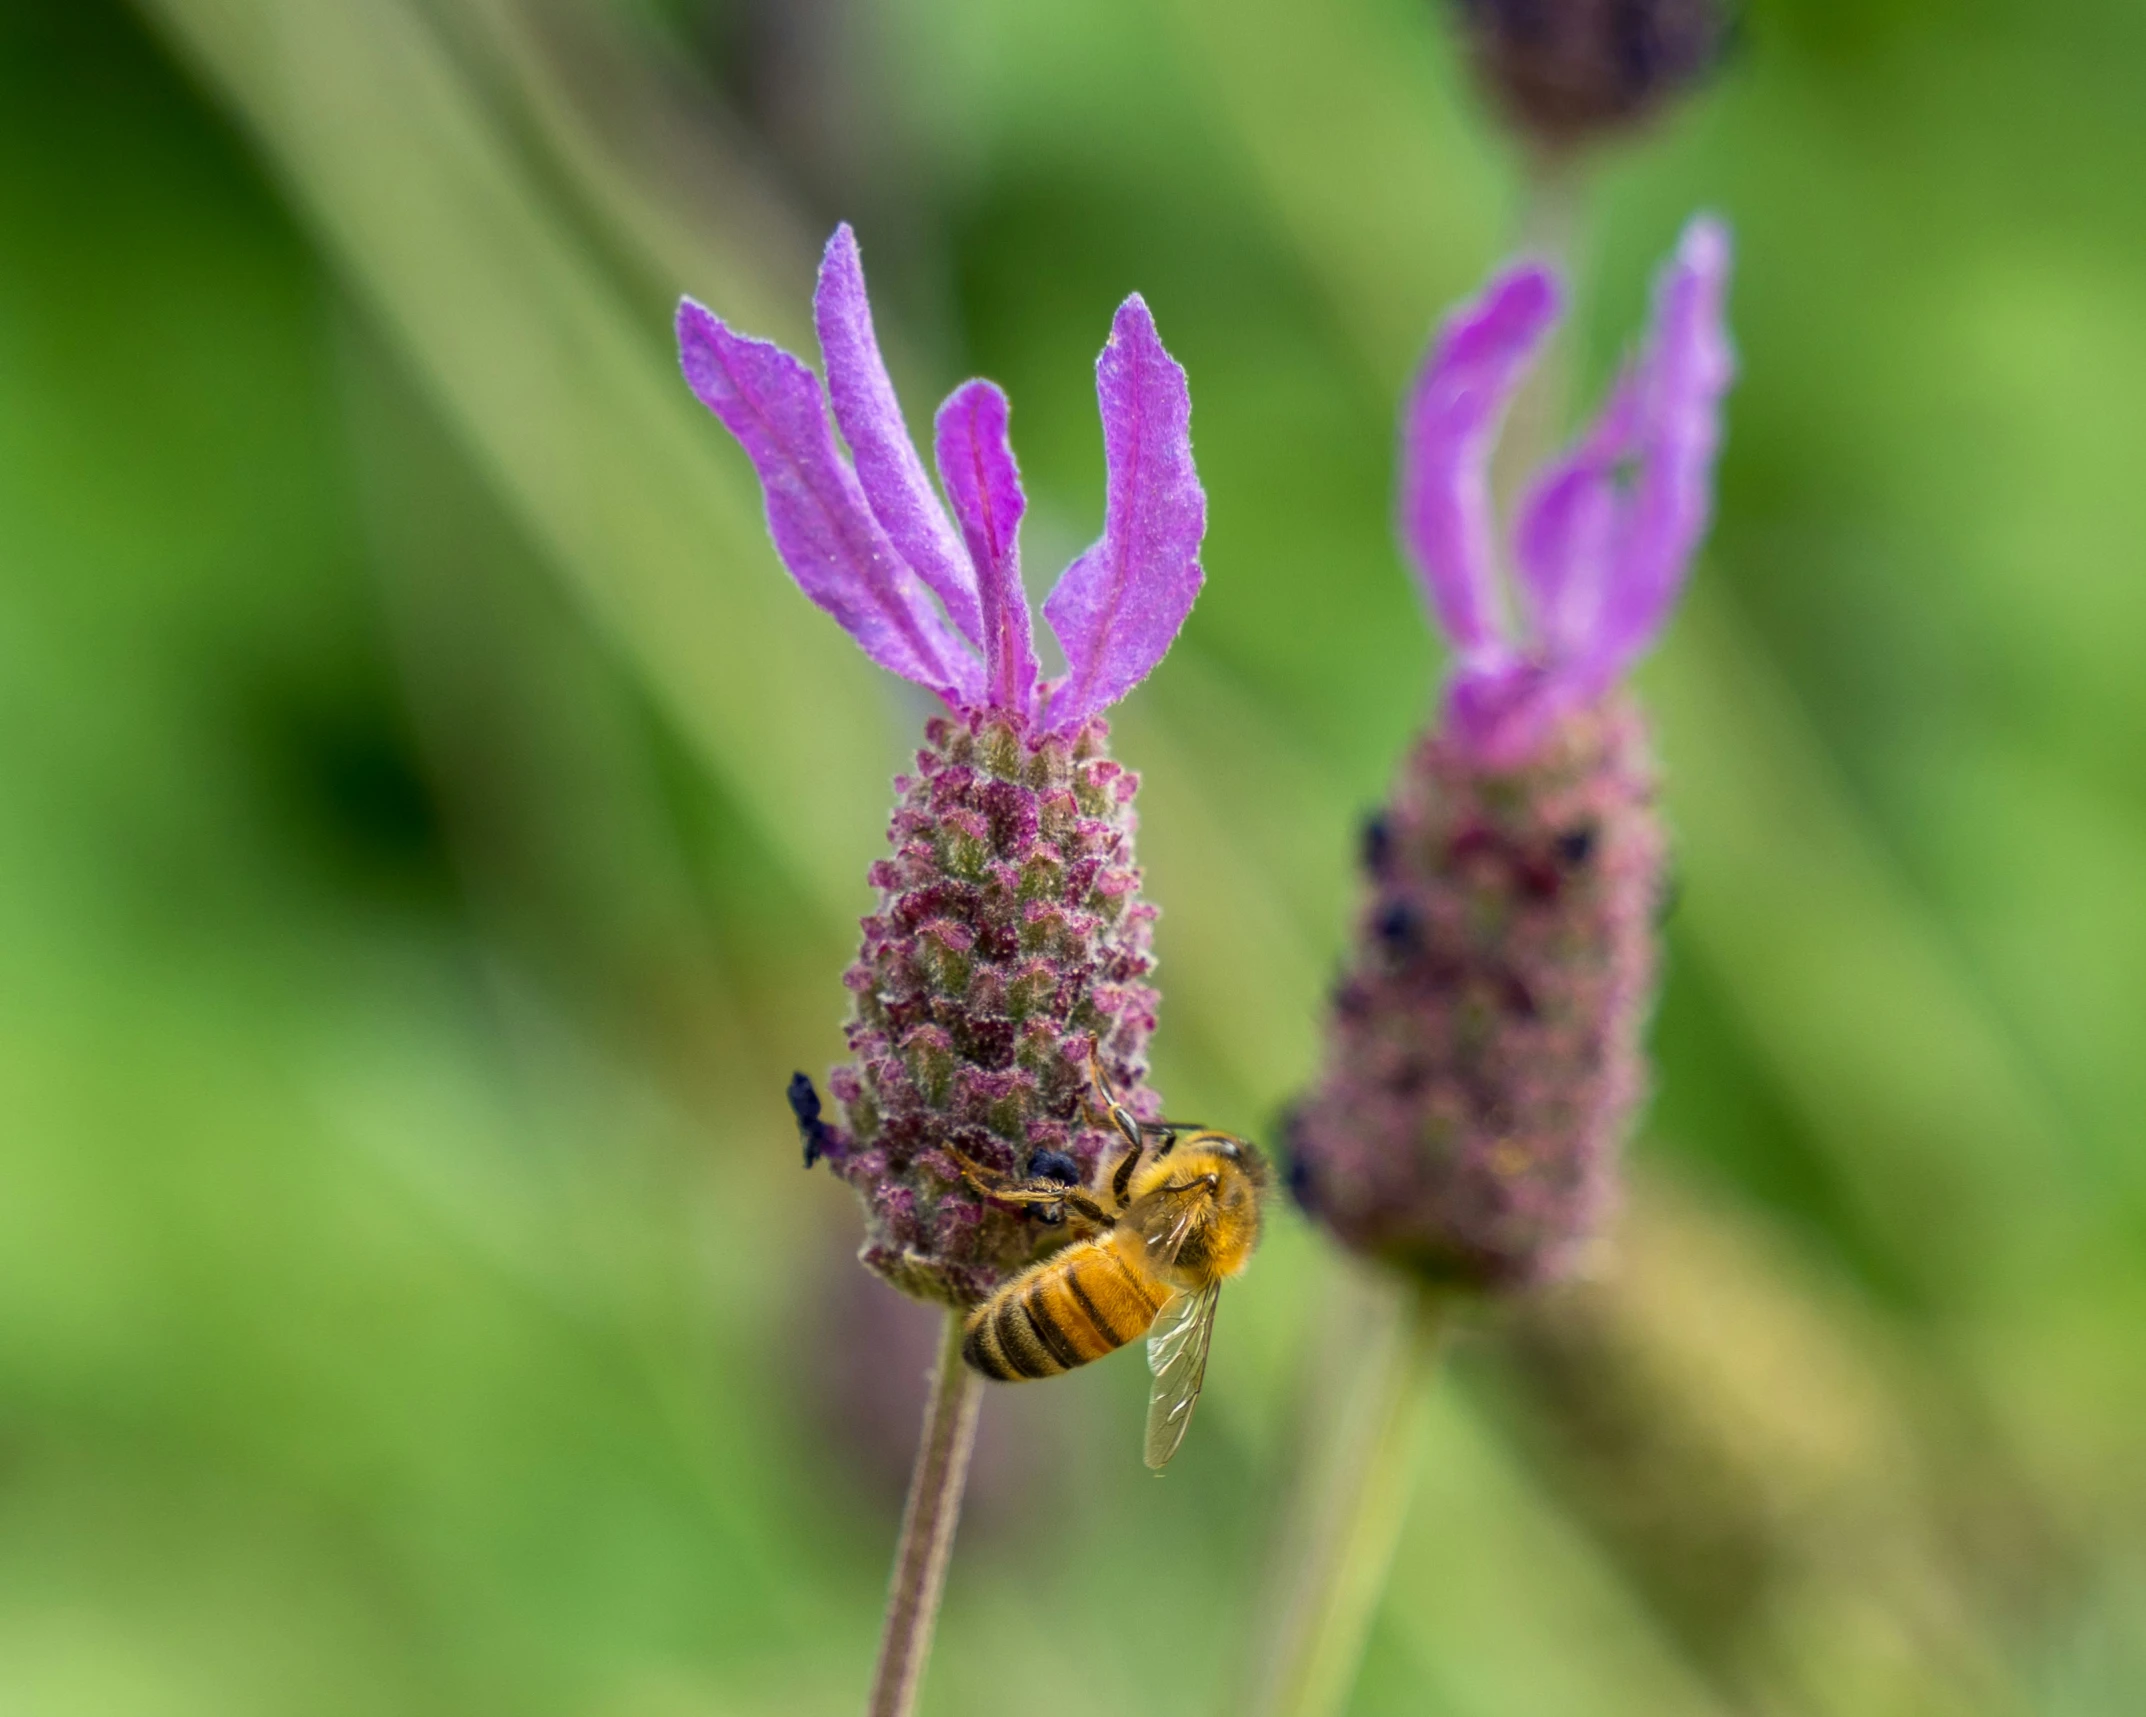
[984,1181,1112,1235]
[940,1145,1016,1194]
[1138,1119,1212,1160]
[945,1149,1111,1231]
[956,1171,1063,1210]
[1108,1139,1144,1211]
[942,1147,1052,1211]
[1084,1055,1145,1154]
[1057,1190,1112,1228]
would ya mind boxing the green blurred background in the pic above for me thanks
[4,0,2144,1711]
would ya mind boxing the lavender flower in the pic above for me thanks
[1287,218,1733,1288]
[1452,0,1736,152]
[678,227,1205,1306]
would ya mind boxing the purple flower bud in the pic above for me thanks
[678,227,1207,1304]
[1289,220,1732,1289]
[1452,0,1736,153]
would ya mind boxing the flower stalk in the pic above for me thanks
[678,223,1210,1717]
[1244,1278,1451,1717]
[866,1310,984,1717]
[1261,204,1733,1717]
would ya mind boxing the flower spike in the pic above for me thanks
[1288,217,1735,1290]
[1044,294,1207,733]
[677,228,1207,1305]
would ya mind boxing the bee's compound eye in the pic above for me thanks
[1212,1138,1242,1162]
[1027,1149,1082,1186]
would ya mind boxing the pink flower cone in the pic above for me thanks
[1288,218,1734,1287]
[680,227,1206,1305]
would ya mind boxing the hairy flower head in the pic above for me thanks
[1288,218,1733,1288]
[678,227,1205,1304]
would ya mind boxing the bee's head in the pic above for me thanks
[1175,1132,1269,1204]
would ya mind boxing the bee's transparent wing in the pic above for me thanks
[1144,1187,1205,1270]
[1144,1280,1221,1471]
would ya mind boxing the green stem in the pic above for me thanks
[1244,150,1585,1717]
[865,1310,983,1717]
[1243,1277,1452,1717]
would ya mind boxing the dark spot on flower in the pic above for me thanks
[1284,1155,1315,1210]
[1449,824,1502,866]
[881,992,933,1035]
[952,1012,1018,1071]
[1361,813,1393,875]
[1426,953,1471,997]
[788,1072,834,1168]
[1375,900,1420,950]
[1555,824,1597,866]
[1500,971,1539,1019]
[1279,1110,1319,1213]
[1515,857,1563,902]
[892,879,985,933]
[1466,1081,1517,1134]
[978,777,1040,855]
[1027,1149,1082,1186]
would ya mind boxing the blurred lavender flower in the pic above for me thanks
[678,227,1205,1305]
[1452,0,1736,152]
[1287,218,1733,1288]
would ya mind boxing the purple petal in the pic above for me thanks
[1512,370,1642,662]
[677,298,980,701]
[1400,263,1561,657]
[1043,295,1206,732]
[814,225,984,647]
[934,380,1039,718]
[1573,216,1735,691]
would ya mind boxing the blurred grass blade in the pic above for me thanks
[437,0,820,344]
[1648,588,2076,1303]
[134,0,894,925]
[1165,0,1500,370]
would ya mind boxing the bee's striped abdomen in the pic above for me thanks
[962,1239,1169,1382]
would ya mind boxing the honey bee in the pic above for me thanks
[952,1062,1267,1469]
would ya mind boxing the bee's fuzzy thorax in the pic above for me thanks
[816,708,1163,1306]
[1287,695,1663,1287]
